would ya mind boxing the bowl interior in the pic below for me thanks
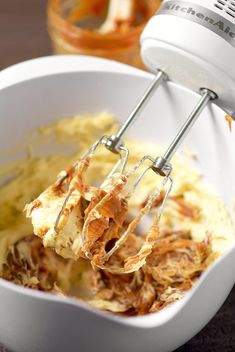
[0,59,235,352]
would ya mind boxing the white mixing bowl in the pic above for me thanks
[0,55,234,352]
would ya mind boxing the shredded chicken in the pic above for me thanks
[25,157,169,274]
[1,235,70,292]
[1,230,215,315]
[25,156,130,266]
[88,231,215,315]
[1,113,234,316]
[24,155,217,315]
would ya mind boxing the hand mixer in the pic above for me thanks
[54,0,235,272]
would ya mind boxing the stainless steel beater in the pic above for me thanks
[54,67,217,271]
[54,0,235,270]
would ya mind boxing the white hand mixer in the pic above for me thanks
[54,0,235,271]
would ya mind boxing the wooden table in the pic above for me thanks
[0,1,234,351]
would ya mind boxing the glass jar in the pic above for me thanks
[47,0,161,69]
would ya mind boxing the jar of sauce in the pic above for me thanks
[47,0,161,69]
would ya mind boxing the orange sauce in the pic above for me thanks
[225,114,233,132]
[47,0,161,69]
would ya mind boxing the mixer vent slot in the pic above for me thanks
[214,0,235,19]
[214,4,223,10]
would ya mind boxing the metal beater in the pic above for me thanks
[54,69,217,272]
[54,0,235,271]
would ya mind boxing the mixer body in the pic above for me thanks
[141,0,235,114]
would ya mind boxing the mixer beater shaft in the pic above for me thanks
[105,69,167,154]
[152,88,217,177]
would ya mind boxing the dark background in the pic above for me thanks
[0,0,234,351]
